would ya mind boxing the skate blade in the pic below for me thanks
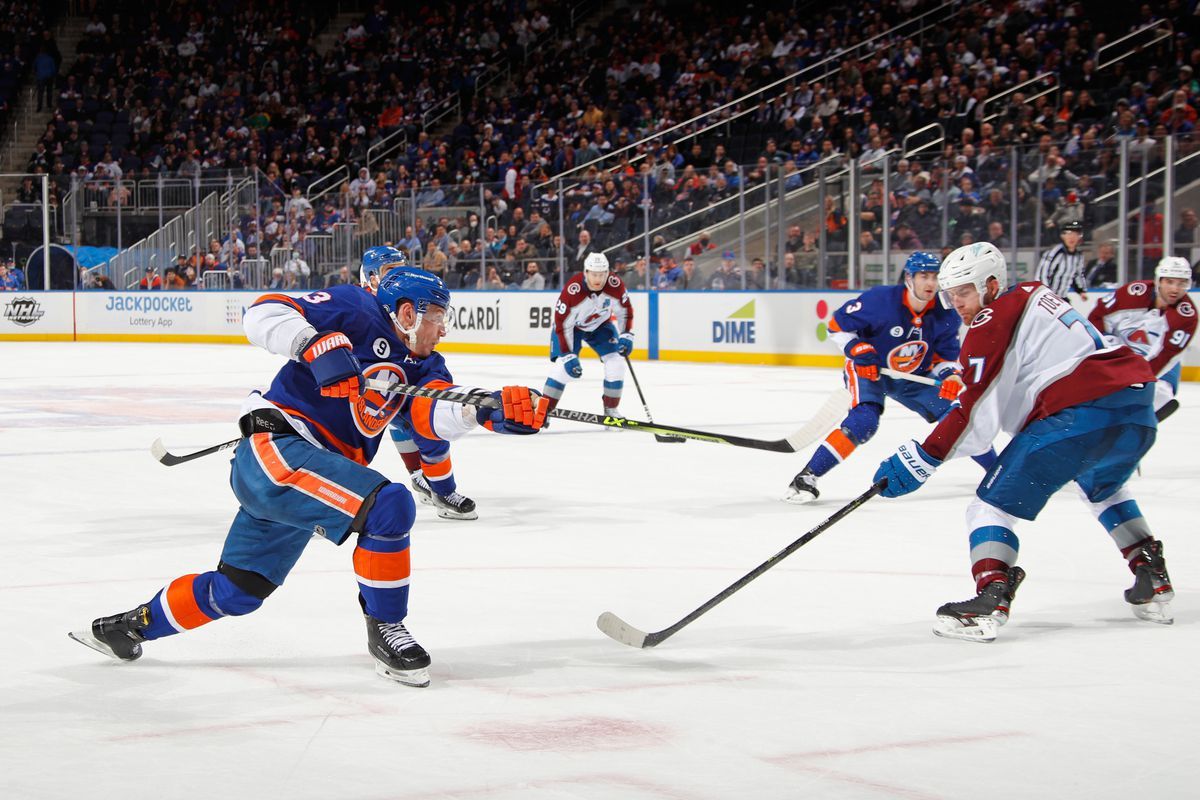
[374,661,430,687]
[782,488,818,505]
[68,629,136,661]
[435,507,478,520]
[1132,601,1174,625]
[933,615,1000,643]
[414,494,434,507]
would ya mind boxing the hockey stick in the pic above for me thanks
[152,378,845,464]
[597,480,886,648]
[383,380,835,453]
[880,368,938,386]
[151,436,241,466]
[624,356,685,443]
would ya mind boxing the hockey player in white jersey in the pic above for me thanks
[873,243,1173,641]
[1088,255,1196,421]
[541,252,635,416]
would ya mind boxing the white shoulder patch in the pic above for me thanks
[1179,301,1195,318]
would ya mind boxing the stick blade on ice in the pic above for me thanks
[149,438,175,465]
[596,612,650,648]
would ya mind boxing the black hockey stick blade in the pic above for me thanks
[596,480,886,648]
[1156,398,1179,422]
[151,436,242,466]
[623,355,686,444]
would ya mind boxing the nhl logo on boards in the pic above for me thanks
[3,297,45,327]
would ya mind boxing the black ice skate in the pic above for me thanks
[431,490,478,520]
[364,614,431,687]
[783,468,820,505]
[68,605,151,661]
[412,472,477,519]
[410,472,434,506]
[1125,540,1174,625]
[933,567,1026,643]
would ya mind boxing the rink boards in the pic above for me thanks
[3,288,1198,379]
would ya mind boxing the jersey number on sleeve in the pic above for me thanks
[1059,308,1105,349]
[301,291,332,304]
[967,356,986,383]
[1169,329,1192,349]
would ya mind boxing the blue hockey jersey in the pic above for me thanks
[245,287,460,465]
[827,284,962,375]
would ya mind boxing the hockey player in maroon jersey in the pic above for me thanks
[1088,255,1196,420]
[873,242,1174,641]
[541,252,635,416]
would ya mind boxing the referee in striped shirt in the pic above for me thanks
[1035,220,1089,300]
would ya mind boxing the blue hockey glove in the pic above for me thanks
[560,353,583,378]
[302,331,363,399]
[617,332,635,357]
[476,386,550,435]
[874,440,942,498]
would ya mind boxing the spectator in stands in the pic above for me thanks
[284,250,311,288]
[94,271,115,290]
[1047,190,1085,232]
[987,221,1011,249]
[689,231,718,257]
[1085,242,1119,288]
[324,265,356,289]
[520,262,546,290]
[892,221,923,251]
[569,229,595,272]
[677,256,702,290]
[707,251,742,290]
[858,230,881,254]
[138,268,162,291]
[16,177,38,204]
[1173,207,1198,249]
[654,256,682,290]
[34,45,57,113]
[478,266,505,290]
[745,258,768,290]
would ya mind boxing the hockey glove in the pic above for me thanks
[302,331,363,398]
[476,386,550,434]
[937,371,965,401]
[846,341,881,381]
[559,353,583,379]
[874,440,942,498]
[617,332,635,357]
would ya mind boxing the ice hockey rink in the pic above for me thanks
[2,341,1197,799]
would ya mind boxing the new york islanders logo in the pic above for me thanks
[350,364,407,437]
[887,340,928,372]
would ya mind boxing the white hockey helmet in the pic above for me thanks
[1155,256,1192,286]
[938,242,1007,307]
[583,252,610,273]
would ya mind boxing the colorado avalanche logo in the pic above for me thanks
[887,340,929,372]
[1129,282,1149,296]
[567,282,582,295]
[351,363,407,437]
[970,308,995,328]
[1179,301,1195,318]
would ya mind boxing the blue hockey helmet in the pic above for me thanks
[903,251,942,277]
[376,267,451,317]
[360,245,409,288]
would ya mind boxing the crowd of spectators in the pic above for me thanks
[23,0,1200,291]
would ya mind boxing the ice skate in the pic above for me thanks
[933,567,1025,643]
[783,468,820,504]
[410,471,434,506]
[68,605,151,661]
[1125,540,1174,625]
[364,615,431,687]
[431,490,478,520]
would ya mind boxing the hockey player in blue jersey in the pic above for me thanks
[69,268,548,687]
[785,251,997,503]
[361,245,480,520]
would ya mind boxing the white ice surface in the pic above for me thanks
[2,341,1198,799]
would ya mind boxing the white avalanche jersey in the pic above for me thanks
[552,273,633,352]
[922,282,1154,461]
[1087,280,1197,378]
